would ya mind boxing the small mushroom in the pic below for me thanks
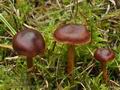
[12,27,45,73]
[53,24,91,77]
[94,48,115,83]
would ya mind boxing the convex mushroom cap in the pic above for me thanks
[94,48,115,63]
[53,24,91,45]
[12,28,45,57]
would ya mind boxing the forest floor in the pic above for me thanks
[0,0,120,90]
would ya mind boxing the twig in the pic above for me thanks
[65,0,83,8]
[56,0,62,9]
[0,36,12,39]
[0,44,13,49]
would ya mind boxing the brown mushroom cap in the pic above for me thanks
[94,48,115,63]
[12,28,45,57]
[53,24,91,45]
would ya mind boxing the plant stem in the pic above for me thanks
[27,56,34,73]
[101,62,109,84]
[67,45,75,77]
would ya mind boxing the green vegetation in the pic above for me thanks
[0,0,120,89]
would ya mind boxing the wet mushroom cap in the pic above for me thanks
[94,48,115,63]
[53,24,91,45]
[12,28,45,57]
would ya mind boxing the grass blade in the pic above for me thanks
[0,14,16,35]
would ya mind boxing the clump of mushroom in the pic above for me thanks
[53,24,91,78]
[94,48,115,84]
[12,27,45,73]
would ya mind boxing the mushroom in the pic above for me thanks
[12,27,45,73]
[53,24,91,77]
[94,48,115,83]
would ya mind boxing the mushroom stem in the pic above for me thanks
[101,62,109,83]
[26,57,36,86]
[67,45,75,77]
[27,57,34,73]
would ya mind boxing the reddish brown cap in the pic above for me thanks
[94,48,115,63]
[12,28,45,57]
[53,24,91,45]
